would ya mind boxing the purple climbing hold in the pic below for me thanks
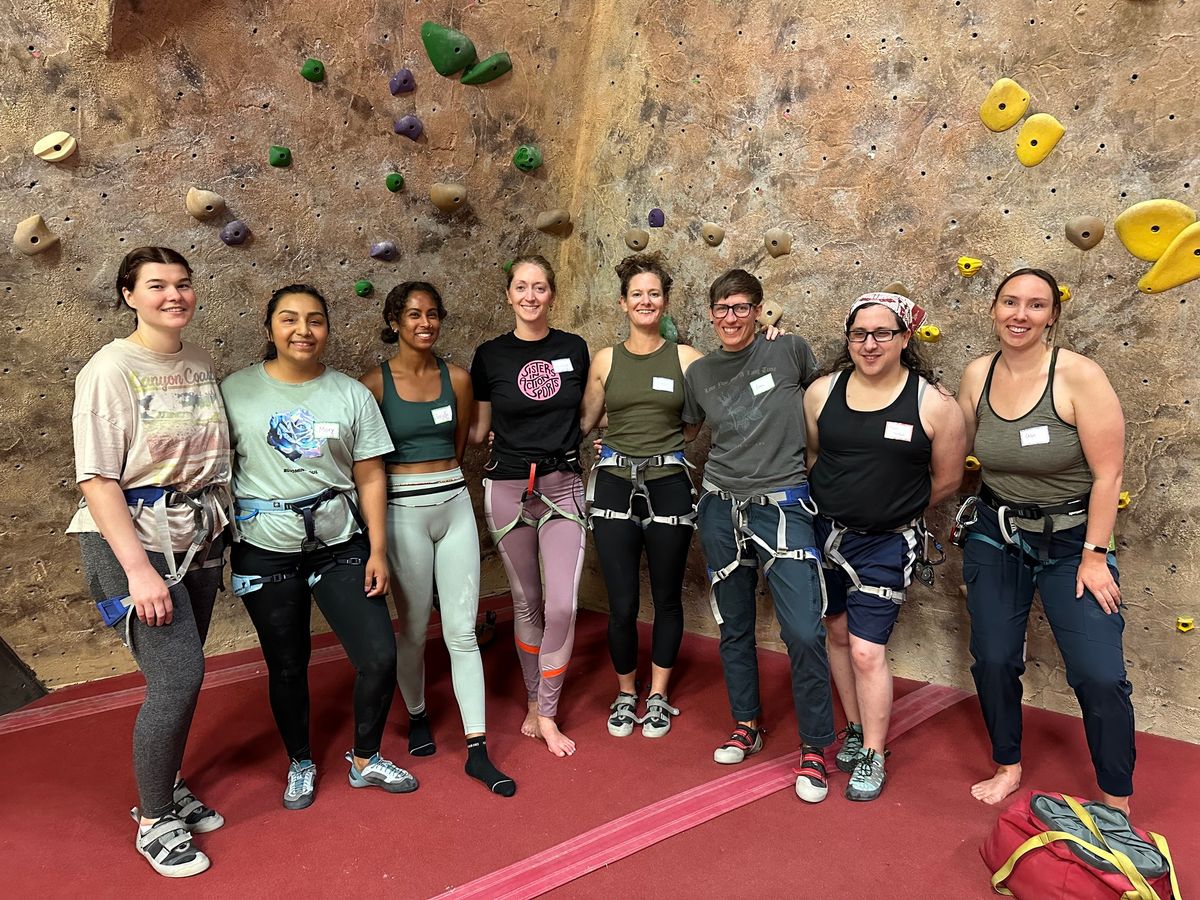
[370,240,398,261]
[219,220,249,246]
[648,208,665,228]
[390,68,416,95]
[394,115,423,140]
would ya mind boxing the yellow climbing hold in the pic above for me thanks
[979,78,1030,133]
[1116,199,1197,262]
[1138,222,1200,293]
[964,455,981,472]
[915,324,941,342]
[958,257,982,277]
[1178,617,1195,633]
[1117,491,1131,510]
[1015,113,1064,167]
[1058,284,1071,303]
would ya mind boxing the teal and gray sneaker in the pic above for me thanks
[835,723,864,773]
[283,759,317,810]
[346,751,419,794]
[845,748,886,802]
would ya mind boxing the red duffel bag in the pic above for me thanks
[981,792,1181,899]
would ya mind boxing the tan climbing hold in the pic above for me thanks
[535,209,571,235]
[1138,221,1200,293]
[881,282,910,297]
[957,256,982,277]
[33,130,77,162]
[624,228,649,251]
[13,214,59,255]
[430,182,467,212]
[185,188,226,220]
[958,584,969,600]
[757,301,783,327]
[1115,199,1197,262]
[701,223,725,247]
[979,78,1030,133]
[1015,113,1064,167]
[764,228,792,258]
[1065,216,1105,251]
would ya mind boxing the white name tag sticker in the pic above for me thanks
[551,357,574,373]
[314,422,340,440]
[749,373,775,396]
[884,421,914,442]
[1020,425,1051,447]
[431,405,453,424]
[652,376,675,393]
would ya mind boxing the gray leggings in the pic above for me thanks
[78,532,225,819]
[387,469,486,734]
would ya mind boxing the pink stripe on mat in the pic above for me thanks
[438,683,971,900]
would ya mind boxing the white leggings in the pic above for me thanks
[386,468,486,734]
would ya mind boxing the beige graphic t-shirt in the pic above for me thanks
[66,338,232,551]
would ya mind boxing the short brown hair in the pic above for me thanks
[708,269,762,307]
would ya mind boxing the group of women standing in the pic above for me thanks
[70,245,1135,878]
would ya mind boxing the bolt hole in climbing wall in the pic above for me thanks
[1,1,1196,739]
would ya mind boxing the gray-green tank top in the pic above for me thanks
[602,341,686,480]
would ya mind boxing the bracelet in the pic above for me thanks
[1082,541,1109,554]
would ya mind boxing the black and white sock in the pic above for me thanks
[465,736,516,797]
[408,711,436,757]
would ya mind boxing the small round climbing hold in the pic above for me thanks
[460,52,512,85]
[370,241,398,261]
[502,259,515,274]
[385,173,405,192]
[389,68,416,95]
[757,302,783,328]
[420,21,478,76]
[1065,216,1105,251]
[1058,284,1072,303]
[185,187,226,220]
[882,281,911,297]
[219,220,250,246]
[355,279,374,297]
[394,115,424,141]
[659,314,679,342]
[33,130,77,163]
[1177,616,1195,634]
[430,182,466,212]
[957,256,983,277]
[12,214,60,255]
[764,228,792,258]
[535,208,571,235]
[964,455,981,472]
[648,208,666,228]
[513,144,543,173]
[300,58,325,83]
[269,145,292,167]
[915,324,941,342]
[701,223,725,247]
[624,228,650,251]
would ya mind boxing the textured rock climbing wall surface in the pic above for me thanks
[2,1,1197,740]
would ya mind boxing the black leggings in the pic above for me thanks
[591,469,694,674]
[232,534,396,761]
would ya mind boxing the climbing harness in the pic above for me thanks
[954,488,1105,573]
[585,446,697,529]
[700,478,826,624]
[487,451,587,545]
[386,477,468,506]
[821,515,939,603]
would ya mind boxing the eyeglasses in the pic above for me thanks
[711,303,756,319]
[847,328,905,343]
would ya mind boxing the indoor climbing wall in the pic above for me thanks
[2,0,1196,741]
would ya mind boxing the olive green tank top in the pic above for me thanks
[974,349,1093,531]
[602,341,686,480]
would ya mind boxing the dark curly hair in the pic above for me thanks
[824,303,944,388]
[614,251,673,299]
[262,284,329,360]
[380,281,447,343]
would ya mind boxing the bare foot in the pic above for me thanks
[971,764,1022,805]
[1101,792,1131,815]
[521,702,542,740]
[538,715,576,757]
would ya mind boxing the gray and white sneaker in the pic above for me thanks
[283,759,317,810]
[642,693,679,739]
[835,723,864,773]
[607,692,640,737]
[135,813,211,878]
[845,748,887,802]
[130,778,224,834]
[345,751,419,793]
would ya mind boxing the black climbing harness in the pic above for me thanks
[486,451,586,544]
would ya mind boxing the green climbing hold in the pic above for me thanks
[421,22,477,76]
[513,145,543,173]
[385,173,404,192]
[269,145,292,167]
[460,52,512,85]
[502,259,514,273]
[355,279,374,297]
[300,58,325,83]
[659,314,679,343]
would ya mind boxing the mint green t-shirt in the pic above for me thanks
[220,363,393,552]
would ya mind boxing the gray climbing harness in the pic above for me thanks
[700,478,827,624]
[820,516,940,605]
[585,446,697,529]
[488,456,587,545]
[954,488,1101,574]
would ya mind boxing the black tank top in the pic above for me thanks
[809,368,932,531]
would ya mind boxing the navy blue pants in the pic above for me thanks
[696,490,834,748]
[962,508,1135,796]
[816,516,918,646]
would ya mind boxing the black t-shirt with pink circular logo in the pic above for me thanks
[470,329,590,478]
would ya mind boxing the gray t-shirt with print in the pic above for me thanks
[682,333,819,495]
[221,363,393,552]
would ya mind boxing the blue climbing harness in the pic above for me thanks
[585,446,697,529]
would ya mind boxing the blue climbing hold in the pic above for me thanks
[370,240,398,261]
[389,68,415,95]
[394,115,423,141]
[219,220,250,246]
[648,208,665,228]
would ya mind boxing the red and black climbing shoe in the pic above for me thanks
[713,724,763,764]
[794,746,830,803]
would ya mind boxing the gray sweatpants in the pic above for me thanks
[78,532,225,818]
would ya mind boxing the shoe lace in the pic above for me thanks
[366,757,410,782]
[851,750,880,783]
[288,762,315,796]
[837,724,863,746]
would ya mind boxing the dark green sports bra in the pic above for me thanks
[380,357,457,464]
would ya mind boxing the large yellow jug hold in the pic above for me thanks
[958,256,983,277]
[1138,222,1200,293]
[964,455,981,471]
[915,324,941,342]
[979,78,1030,132]
[1115,199,1197,262]
[1015,113,1064,166]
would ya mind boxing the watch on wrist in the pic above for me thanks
[1082,541,1108,554]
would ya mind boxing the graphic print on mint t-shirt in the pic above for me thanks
[267,407,327,461]
[517,360,562,400]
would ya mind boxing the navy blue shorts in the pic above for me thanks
[815,516,917,645]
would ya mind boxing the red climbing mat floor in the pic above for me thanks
[1,605,1195,898]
